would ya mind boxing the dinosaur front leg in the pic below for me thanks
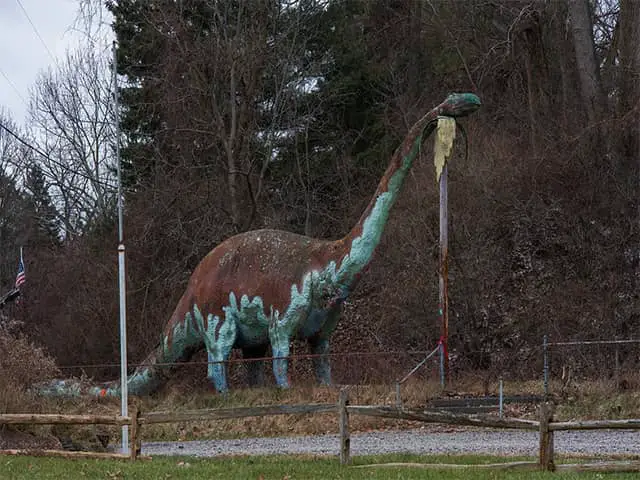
[268,276,314,388]
[269,325,291,388]
[194,305,237,393]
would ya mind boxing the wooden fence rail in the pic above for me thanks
[0,413,130,426]
[549,418,640,431]
[338,388,640,473]
[346,405,540,430]
[140,403,336,424]
[1,390,640,472]
[0,408,140,461]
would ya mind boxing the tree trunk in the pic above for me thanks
[619,0,640,153]
[567,0,605,125]
[226,62,240,231]
[618,0,640,316]
[547,2,572,133]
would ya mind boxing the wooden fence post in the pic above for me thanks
[339,387,351,465]
[129,404,140,461]
[538,402,555,471]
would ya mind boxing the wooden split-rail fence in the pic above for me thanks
[1,390,640,473]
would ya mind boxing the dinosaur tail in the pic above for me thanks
[35,296,204,398]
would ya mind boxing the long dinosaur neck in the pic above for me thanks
[336,109,439,287]
[335,92,481,286]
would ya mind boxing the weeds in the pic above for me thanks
[0,319,59,414]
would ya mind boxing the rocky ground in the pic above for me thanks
[141,427,640,458]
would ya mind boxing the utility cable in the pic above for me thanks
[0,120,115,189]
[15,0,59,67]
[0,66,28,110]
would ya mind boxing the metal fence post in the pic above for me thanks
[395,382,402,409]
[543,335,549,398]
[439,341,445,390]
[614,341,620,391]
[499,377,504,418]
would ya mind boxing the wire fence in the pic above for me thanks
[13,335,640,400]
[39,349,445,393]
[543,336,640,394]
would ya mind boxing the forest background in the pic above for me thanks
[1,0,639,387]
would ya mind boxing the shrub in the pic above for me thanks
[0,317,59,413]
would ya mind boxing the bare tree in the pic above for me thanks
[28,45,116,237]
[139,1,326,232]
[0,111,23,186]
[75,0,110,41]
[0,111,31,282]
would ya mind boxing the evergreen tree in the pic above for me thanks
[0,171,25,287]
[24,163,61,245]
[106,0,163,188]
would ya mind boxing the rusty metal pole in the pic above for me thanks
[439,163,449,386]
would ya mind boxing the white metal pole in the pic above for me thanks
[113,40,129,454]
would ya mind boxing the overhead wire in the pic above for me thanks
[0,120,115,189]
[15,0,59,67]
[0,67,29,110]
[1,0,57,119]
[1,3,118,190]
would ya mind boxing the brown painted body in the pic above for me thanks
[164,229,350,346]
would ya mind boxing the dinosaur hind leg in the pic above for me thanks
[194,306,237,393]
[309,307,341,386]
[242,345,267,387]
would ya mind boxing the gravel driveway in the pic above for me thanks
[142,428,640,458]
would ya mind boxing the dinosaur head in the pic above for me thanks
[439,93,481,118]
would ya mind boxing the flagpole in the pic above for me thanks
[113,40,129,454]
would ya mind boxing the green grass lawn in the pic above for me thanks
[0,454,637,479]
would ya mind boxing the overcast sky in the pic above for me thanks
[0,0,111,126]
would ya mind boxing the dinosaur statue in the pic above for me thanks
[38,92,480,398]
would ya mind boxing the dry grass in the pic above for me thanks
[0,320,63,449]
[24,370,640,449]
[553,376,640,421]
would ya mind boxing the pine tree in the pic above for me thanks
[25,164,60,245]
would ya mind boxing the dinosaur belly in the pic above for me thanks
[235,324,269,347]
[298,308,329,338]
[224,291,270,348]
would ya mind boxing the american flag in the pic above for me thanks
[15,249,25,289]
